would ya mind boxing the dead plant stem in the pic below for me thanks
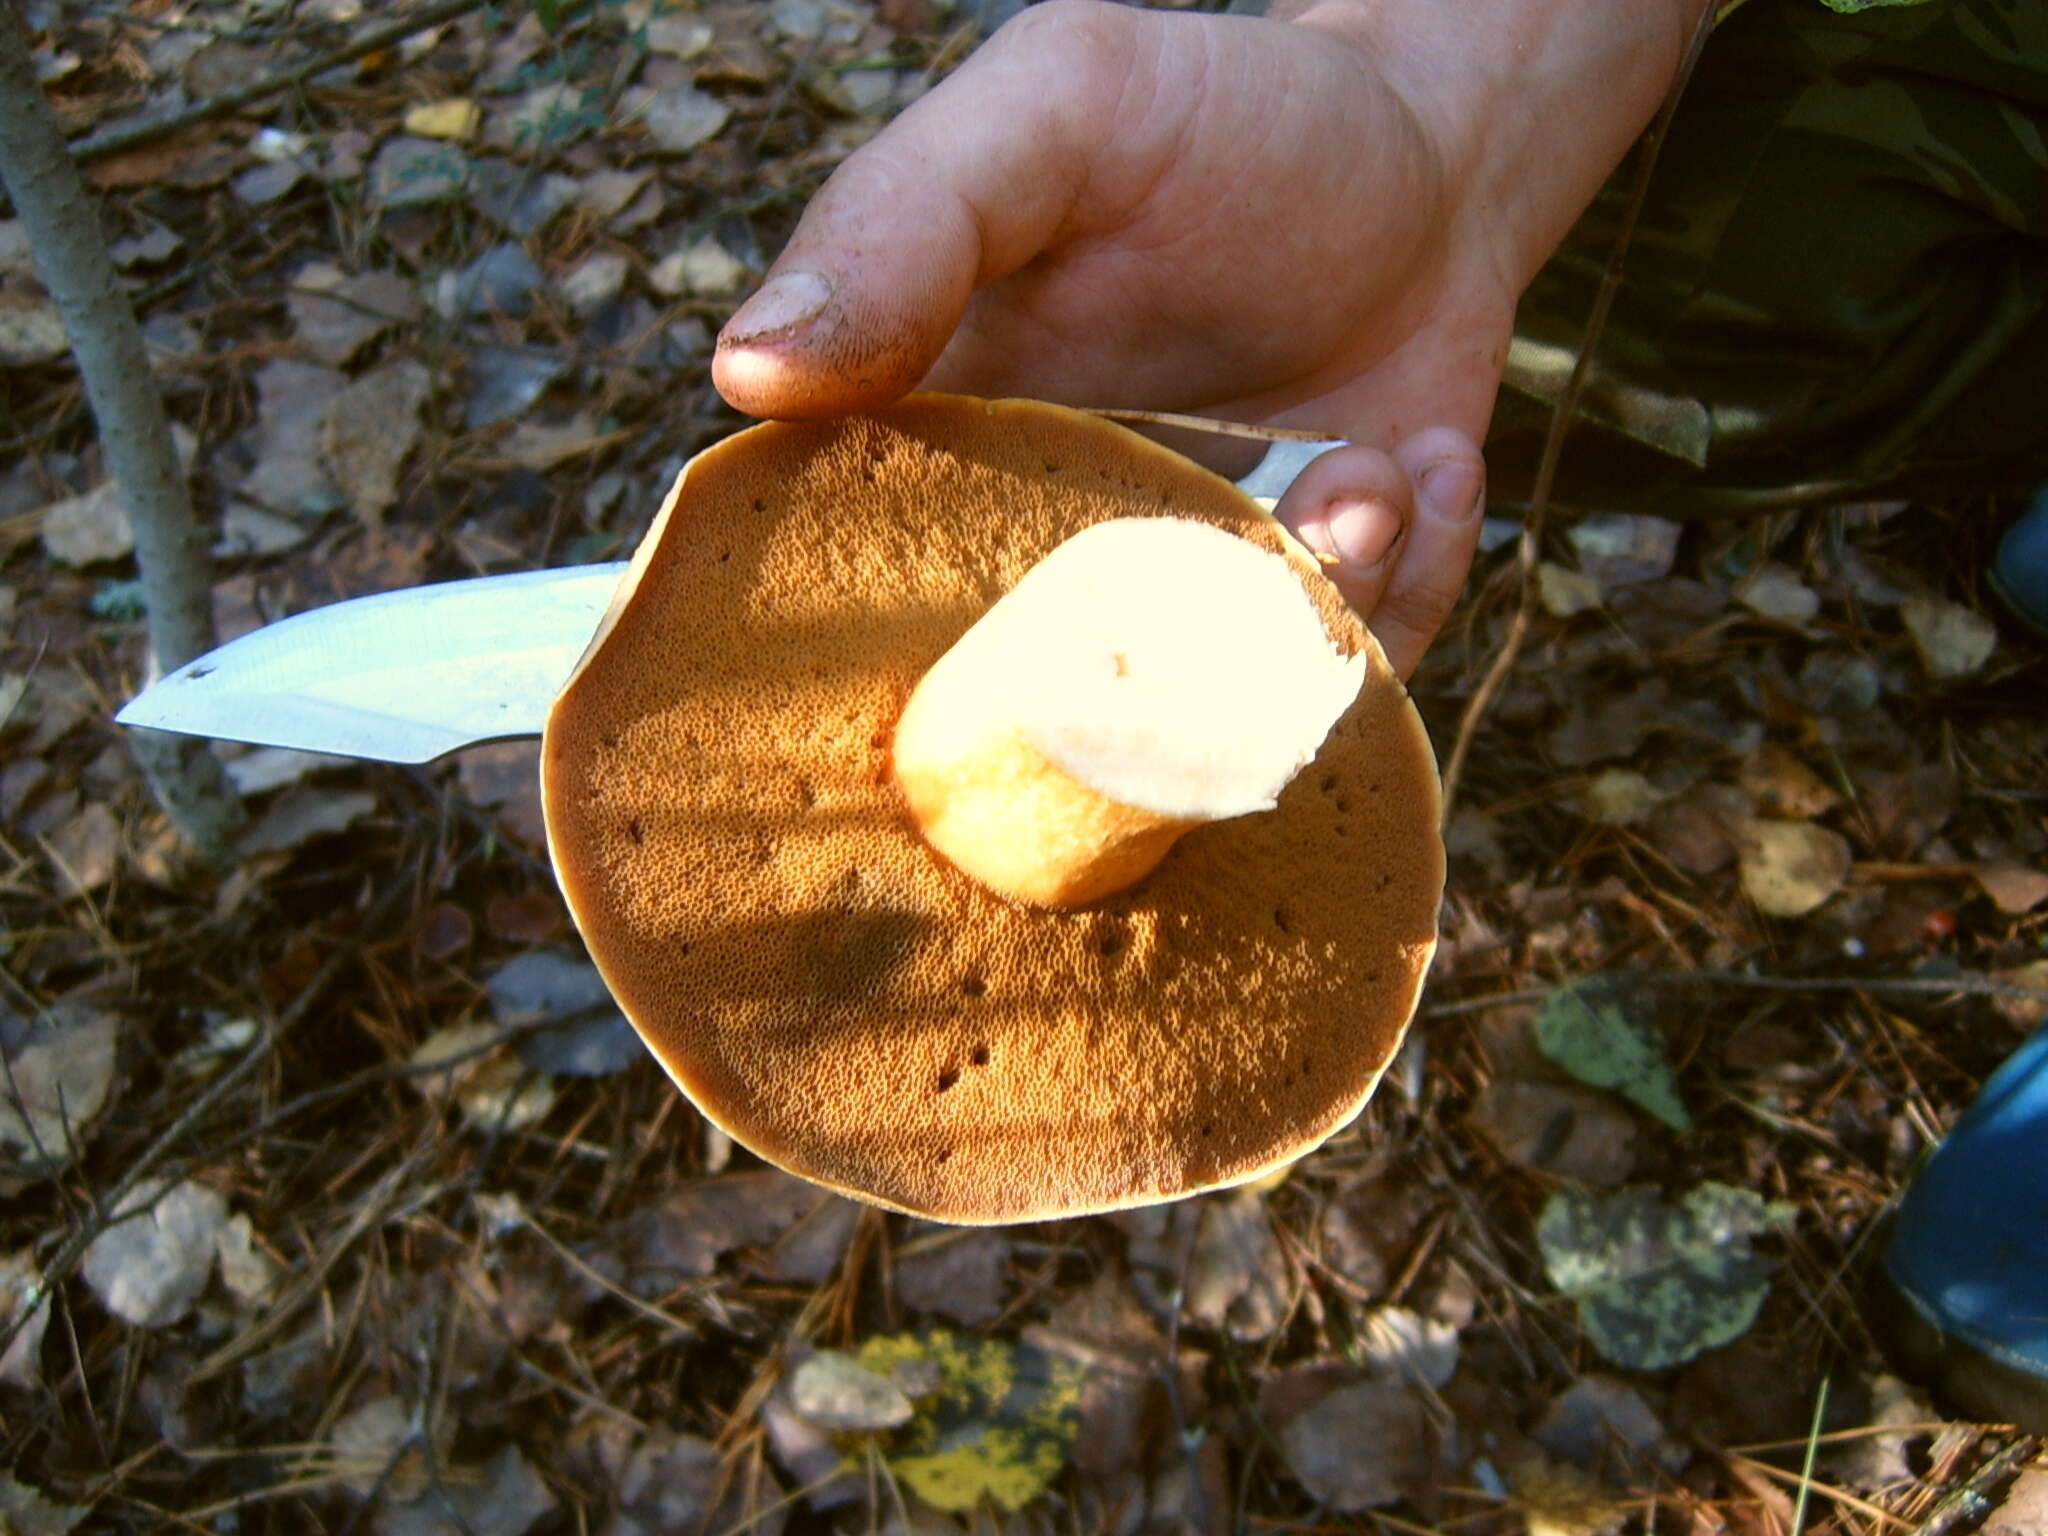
[1906,1439,2041,1536]
[67,0,508,164]
[0,876,415,1359]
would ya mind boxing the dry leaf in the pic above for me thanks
[1512,1458,1630,1536]
[1538,562,1602,618]
[1739,744,1839,819]
[626,1170,842,1282]
[1127,1189,1291,1340]
[38,481,131,565]
[1319,1164,1437,1297]
[1990,960,2048,1028]
[650,236,748,298]
[1533,1375,1684,1473]
[614,1431,788,1536]
[369,135,471,206]
[215,1213,281,1307]
[82,1180,227,1327]
[562,250,630,318]
[375,1445,556,1536]
[0,1250,50,1387]
[1966,862,2048,914]
[1276,1374,1434,1511]
[323,358,432,523]
[286,265,420,366]
[0,1473,88,1536]
[1645,781,1749,875]
[45,801,120,895]
[1735,563,1819,624]
[1901,595,1996,679]
[1582,768,1664,826]
[896,1227,1011,1325]
[1469,1078,1638,1187]
[1568,511,1683,586]
[1823,1373,1929,1494]
[410,1022,555,1132]
[240,358,348,515]
[628,84,732,152]
[404,98,481,141]
[646,16,716,56]
[239,787,377,856]
[488,412,624,469]
[760,1386,865,1511]
[575,167,654,221]
[1356,1305,1460,1388]
[0,1005,117,1170]
[1738,819,1852,917]
[222,746,349,797]
[788,1350,914,1432]
[332,1396,432,1499]
[0,290,67,367]
[1983,1459,2048,1536]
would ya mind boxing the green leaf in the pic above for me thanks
[850,1331,1082,1512]
[1812,0,1932,11]
[1533,975,1690,1131]
[1539,1182,1796,1372]
[534,0,561,33]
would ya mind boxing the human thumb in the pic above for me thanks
[711,149,981,418]
[712,7,1134,418]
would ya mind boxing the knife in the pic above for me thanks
[115,436,1346,764]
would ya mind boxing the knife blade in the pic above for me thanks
[115,437,1346,763]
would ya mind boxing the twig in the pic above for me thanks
[66,0,503,165]
[188,1128,450,1383]
[1723,1451,1910,1530]
[1423,969,2048,1020]
[0,875,414,1359]
[0,6,243,856]
[1906,1439,2041,1536]
[1438,1,1720,820]
[520,1209,702,1345]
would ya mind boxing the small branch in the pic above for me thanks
[1439,3,1720,820]
[1907,1440,2041,1536]
[0,875,413,1360]
[1424,968,2048,1020]
[67,0,499,165]
[0,7,242,858]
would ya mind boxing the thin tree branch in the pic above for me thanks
[66,0,499,165]
[0,6,242,857]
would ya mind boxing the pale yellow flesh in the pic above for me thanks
[890,518,1367,907]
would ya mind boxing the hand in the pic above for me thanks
[714,0,1701,676]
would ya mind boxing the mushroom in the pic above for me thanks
[541,395,1443,1224]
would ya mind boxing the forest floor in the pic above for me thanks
[2,1,2046,1534]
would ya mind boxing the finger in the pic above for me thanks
[713,2,1151,419]
[1274,444,1417,622]
[1371,427,1486,679]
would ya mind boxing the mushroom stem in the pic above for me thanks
[890,518,1366,908]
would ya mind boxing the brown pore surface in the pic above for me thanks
[541,396,1444,1224]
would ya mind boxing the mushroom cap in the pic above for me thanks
[541,396,1444,1224]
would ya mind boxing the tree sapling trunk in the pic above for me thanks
[0,7,242,861]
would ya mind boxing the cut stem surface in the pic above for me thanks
[891,517,1365,906]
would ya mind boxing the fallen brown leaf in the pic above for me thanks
[1738,818,1852,917]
